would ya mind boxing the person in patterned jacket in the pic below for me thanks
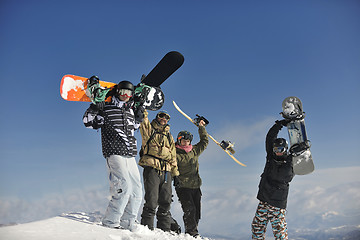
[251,119,294,239]
[83,77,144,231]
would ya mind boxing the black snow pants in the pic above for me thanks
[141,166,172,231]
[176,187,202,236]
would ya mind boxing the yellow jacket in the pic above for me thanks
[138,110,179,177]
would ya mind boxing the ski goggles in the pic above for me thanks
[273,146,287,154]
[117,89,133,98]
[157,112,170,120]
[178,131,193,142]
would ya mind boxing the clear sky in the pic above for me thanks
[1,0,359,238]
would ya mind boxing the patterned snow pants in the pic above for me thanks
[251,201,288,240]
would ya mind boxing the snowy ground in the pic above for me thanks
[0,212,213,240]
[1,211,360,240]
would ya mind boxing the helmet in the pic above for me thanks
[117,81,134,91]
[177,131,193,143]
[273,138,288,154]
[156,111,170,121]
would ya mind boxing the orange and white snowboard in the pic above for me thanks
[60,74,116,102]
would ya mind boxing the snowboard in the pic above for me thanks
[173,101,246,167]
[141,51,184,87]
[281,96,314,175]
[60,75,164,111]
[60,51,184,110]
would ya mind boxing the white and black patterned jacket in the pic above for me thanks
[83,97,140,158]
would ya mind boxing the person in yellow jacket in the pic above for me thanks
[138,110,179,232]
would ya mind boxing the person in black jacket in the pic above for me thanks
[251,119,294,240]
[83,77,144,231]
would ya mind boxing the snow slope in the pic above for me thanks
[0,212,211,240]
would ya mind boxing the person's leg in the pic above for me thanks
[176,188,198,236]
[102,155,132,228]
[156,172,172,231]
[120,156,143,230]
[140,167,159,230]
[193,188,202,226]
[251,201,269,240]
[269,207,288,240]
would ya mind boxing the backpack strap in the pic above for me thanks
[141,129,172,183]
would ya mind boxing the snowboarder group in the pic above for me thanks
[82,77,209,237]
[81,75,306,240]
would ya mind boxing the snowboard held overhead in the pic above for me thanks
[281,96,314,175]
[172,100,246,167]
[60,51,184,111]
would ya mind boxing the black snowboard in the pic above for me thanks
[141,51,184,87]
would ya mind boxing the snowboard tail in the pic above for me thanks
[281,96,314,175]
[60,75,115,102]
[141,51,184,87]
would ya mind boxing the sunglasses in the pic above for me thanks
[158,112,170,120]
[117,89,133,98]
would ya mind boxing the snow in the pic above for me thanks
[0,212,211,240]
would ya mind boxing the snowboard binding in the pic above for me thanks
[220,141,236,154]
[290,140,311,156]
[133,83,152,108]
[193,115,209,127]
[133,83,164,111]
[85,75,111,104]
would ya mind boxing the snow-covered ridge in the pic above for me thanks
[0,212,212,240]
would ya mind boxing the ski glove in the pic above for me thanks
[173,176,181,188]
[96,101,105,110]
[276,119,291,127]
[134,105,145,123]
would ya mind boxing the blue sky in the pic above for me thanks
[1,0,359,238]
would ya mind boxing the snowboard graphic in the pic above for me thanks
[60,75,115,102]
[173,101,246,167]
[281,96,314,175]
[60,51,184,110]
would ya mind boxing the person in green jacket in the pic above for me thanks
[174,120,209,237]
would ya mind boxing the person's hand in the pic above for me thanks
[276,119,291,127]
[173,176,181,188]
[198,120,206,127]
[88,75,99,86]
[96,101,105,110]
[134,106,145,122]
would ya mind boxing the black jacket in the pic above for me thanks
[256,122,294,209]
[83,97,140,158]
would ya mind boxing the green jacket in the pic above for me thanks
[176,125,209,189]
